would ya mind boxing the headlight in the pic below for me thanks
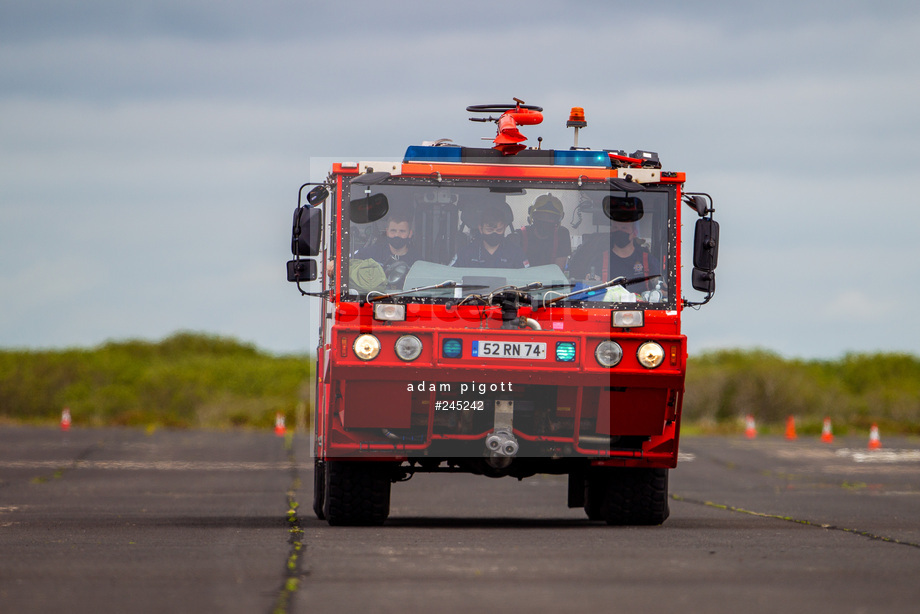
[595,340,623,368]
[353,334,380,361]
[373,303,406,321]
[394,335,422,361]
[637,341,664,369]
[612,310,644,328]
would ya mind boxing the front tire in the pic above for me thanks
[587,467,670,526]
[584,469,606,521]
[313,459,326,520]
[323,460,393,526]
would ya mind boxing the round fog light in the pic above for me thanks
[394,335,422,361]
[637,341,665,369]
[353,334,380,361]
[595,340,623,368]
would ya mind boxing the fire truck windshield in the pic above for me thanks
[341,178,676,308]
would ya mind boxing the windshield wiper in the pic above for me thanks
[489,282,576,295]
[489,281,543,294]
[367,280,488,303]
[538,274,660,308]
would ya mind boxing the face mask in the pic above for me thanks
[611,230,631,248]
[387,236,408,250]
[533,221,555,236]
[482,232,503,248]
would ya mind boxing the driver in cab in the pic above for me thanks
[566,196,659,297]
[352,211,420,268]
[568,220,654,283]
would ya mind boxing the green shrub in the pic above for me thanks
[684,349,920,434]
[0,332,311,429]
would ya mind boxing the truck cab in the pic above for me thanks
[288,101,719,526]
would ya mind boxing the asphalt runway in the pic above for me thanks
[1,426,919,613]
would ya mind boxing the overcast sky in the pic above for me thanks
[1,0,918,358]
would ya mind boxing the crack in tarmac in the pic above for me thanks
[271,434,306,614]
[24,441,102,484]
[671,493,920,550]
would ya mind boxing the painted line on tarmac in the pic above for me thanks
[0,460,311,471]
[671,494,920,550]
[835,449,920,463]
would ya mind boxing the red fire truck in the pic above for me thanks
[288,100,719,526]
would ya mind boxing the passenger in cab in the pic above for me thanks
[452,206,528,269]
[517,193,571,269]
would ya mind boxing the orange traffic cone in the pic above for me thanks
[785,415,797,440]
[274,412,286,437]
[868,424,881,450]
[745,415,757,439]
[820,417,834,443]
[61,408,72,431]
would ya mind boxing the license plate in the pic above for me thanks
[472,341,546,359]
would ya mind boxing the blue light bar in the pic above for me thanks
[403,146,462,163]
[553,150,611,167]
[403,145,612,167]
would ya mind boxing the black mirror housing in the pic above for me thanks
[350,172,392,186]
[306,185,329,206]
[349,193,390,223]
[685,195,708,217]
[693,218,720,270]
[603,195,644,222]
[291,206,323,256]
[286,259,318,282]
[691,268,715,294]
[608,176,646,193]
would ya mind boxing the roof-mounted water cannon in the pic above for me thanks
[467,98,543,155]
[567,107,587,148]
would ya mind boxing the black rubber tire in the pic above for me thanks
[313,459,326,520]
[323,460,392,526]
[602,467,670,526]
[584,469,606,521]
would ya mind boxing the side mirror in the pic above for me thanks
[291,206,323,256]
[691,268,715,294]
[684,193,719,307]
[693,218,720,270]
[305,185,329,206]
[286,259,318,282]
